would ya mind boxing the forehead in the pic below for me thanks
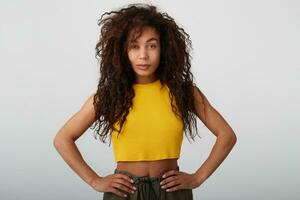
[127,26,160,43]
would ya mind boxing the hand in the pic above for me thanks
[91,174,137,198]
[159,169,200,192]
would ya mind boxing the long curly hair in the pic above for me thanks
[90,3,206,146]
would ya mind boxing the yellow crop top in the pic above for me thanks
[111,79,184,162]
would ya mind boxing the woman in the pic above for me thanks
[53,3,237,200]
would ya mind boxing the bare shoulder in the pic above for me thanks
[54,93,97,142]
[191,83,211,122]
[191,83,236,138]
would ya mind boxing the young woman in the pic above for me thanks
[53,3,237,200]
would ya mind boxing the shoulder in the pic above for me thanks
[53,93,97,142]
[191,83,237,139]
[80,93,97,110]
[191,83,207,106]
[191,83,211,123]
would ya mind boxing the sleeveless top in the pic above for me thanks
[111,79,184,162]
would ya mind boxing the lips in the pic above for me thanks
[137,64,150,66]
[136,64,150,70]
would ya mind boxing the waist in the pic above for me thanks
[116,158,178,178]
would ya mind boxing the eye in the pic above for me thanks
[149,44,157,48]
[129,44,139,49]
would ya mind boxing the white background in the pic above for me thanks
[0,0,299,199]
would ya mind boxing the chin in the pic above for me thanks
[134,69,153,76]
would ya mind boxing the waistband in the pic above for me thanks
[114,166,180,184]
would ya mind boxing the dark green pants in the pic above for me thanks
[103,166,193,200]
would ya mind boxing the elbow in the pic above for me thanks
[53,135,62,150]
[219,131,237,147]
[229,132,237,146]
[53,134,68,150]
[53,133,75,150]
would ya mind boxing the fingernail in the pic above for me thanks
[131,179,134,183]
[162,174,165,178]
[124,194,127,197]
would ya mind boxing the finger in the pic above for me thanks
[110,187,128,198]
[162,169,179,179]
[111,182,134,196]
[112,181,135,195]
[162,179,180,190]
[161,174,179,186]
[115,173,134,184]
[114,174,135,190]
[165,184,183,192]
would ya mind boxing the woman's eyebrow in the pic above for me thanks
[146,37,158,42]
[131,37,158,43]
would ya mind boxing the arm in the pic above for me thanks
[53,93,102,188]
[191,85,237,185]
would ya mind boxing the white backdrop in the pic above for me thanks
[0,0,299,199]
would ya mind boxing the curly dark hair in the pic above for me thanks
[90,3,206,146]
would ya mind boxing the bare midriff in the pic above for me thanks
[116,158,179,178]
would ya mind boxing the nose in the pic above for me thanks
[138,47,149,60]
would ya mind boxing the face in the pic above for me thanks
[127,26,161,83]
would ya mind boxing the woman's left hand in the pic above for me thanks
[159,169,201,192]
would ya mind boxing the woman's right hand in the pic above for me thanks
[92,174,137,198]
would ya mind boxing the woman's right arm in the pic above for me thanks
[53,93,136,197]
[53,93,101,188]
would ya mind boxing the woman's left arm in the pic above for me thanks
[191,85,237,186]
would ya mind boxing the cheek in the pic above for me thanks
[127,53,134,63]
[153,51,161,62]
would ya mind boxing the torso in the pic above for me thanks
[116,158,178,178]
